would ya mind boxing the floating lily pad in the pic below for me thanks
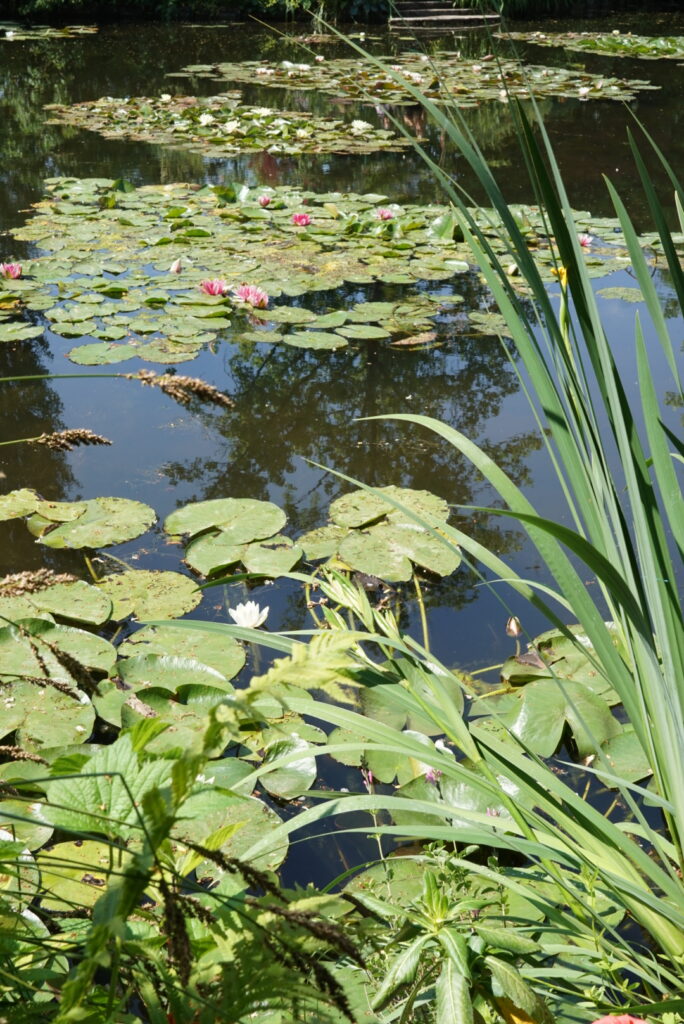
[0,22,98,41]
[9,580,113,626]
[300,487,458,582]
[338,521,459,581]
[0,619,116,683]
[26,497,156,549]
[0,680,95,751]
[284,330,347,350]
[0,489,40,521]
[165,497,286,543]
[36,839,125,913]
[597,286,643,302]
[260,735,317,800]
[117,623,245,678]
[330,486,450,529]
[118,654,235,694]
[97,570,201,620]
[0,321,44,342]
[67,341,139,365]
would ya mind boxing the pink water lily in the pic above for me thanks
[234,284,269,309]
[200,278,229,296]
[0,262,22,279]
[291,212,311,227]
[578,232,593,248]
[376,208,394,221]
[258,195,272,208]
[168,258,183,274]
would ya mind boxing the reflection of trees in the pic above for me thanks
[163,279,541,560]
[0,338,78,576]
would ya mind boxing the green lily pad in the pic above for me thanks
[597,286,643,302]
[336,323,390,340]
[0,321,44,342]
[97,570,201,620]
[36,839,127,912]
[0,489,40,521]
[242,535,303,575]
[260,735,317,800]
[117,623,245,679]
[0,679,95,751]
[330,486,450,529]
[284,330,348,350]
[338,521,459,582]
[15,580,113,626]
[0,800,53,852]
[171,789,287,872]
[502,30,684,61]
[118,654,235,694]
[165,497,286,542]
[298,524,348,561]
[26,497,156,549]
[184,533,245,576]
[67,341,139,365]
[0,619,116,683]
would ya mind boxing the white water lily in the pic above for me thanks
[229,601,269,629]
[223,119,241,134]
[350,119,372,134]
[199,112,215,126]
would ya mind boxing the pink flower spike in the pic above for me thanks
[578,232,593,248]
[258,195,272,208]
[0,262,22,279]
[291,212,311,227]
[200,278,228,296]
[376,208,394,221]
[590,1017,649,1024]
[234,284,269,309]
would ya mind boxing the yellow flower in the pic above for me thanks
[551,265,568,288]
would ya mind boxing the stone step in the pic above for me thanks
[390,12,500,26]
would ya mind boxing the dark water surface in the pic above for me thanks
[0,11,682,715]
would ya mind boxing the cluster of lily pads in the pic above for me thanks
[44,92,413,157]
[503,30,684,61]
[0,482,648,792]
[170,51,659,106]
[2,177,658,364]
[0,21,97,41]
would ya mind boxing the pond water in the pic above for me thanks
[0,11,682,881]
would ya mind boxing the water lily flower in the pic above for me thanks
[292,212,311,227]
[578,87,590,99]
[376,208,395,221]
[234,284,269,309]
[578,232,593,248]
[315,55,325,62]
[200,278,229,296]
[350,119,372,134]
[168,258,183,274]
[198,112,215,126]
[228,601,269,629]
[223,119,240,134]
[160,93,172,102]
[258,194,272,208]
[0,262,21,279]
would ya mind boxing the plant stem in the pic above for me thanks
[412,572,430,651]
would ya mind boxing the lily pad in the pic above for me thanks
[0,619,116,682]
[503,30,684,61]
[14,580,113,626]
[118,654,235,694]
[0,680,95,751]
[26,497,156,549]
[0,489,40,521]
[330,486,450,529]
[117,623,245,679]
[97,570,201,620]
[338,522,459,581]
[36,839,126,912]
[165,497,286,542]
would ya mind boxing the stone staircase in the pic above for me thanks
[389,0,500,31]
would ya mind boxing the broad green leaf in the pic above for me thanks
[165,497,285,542]
[27,497,155,549]
[98,569,201,620]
